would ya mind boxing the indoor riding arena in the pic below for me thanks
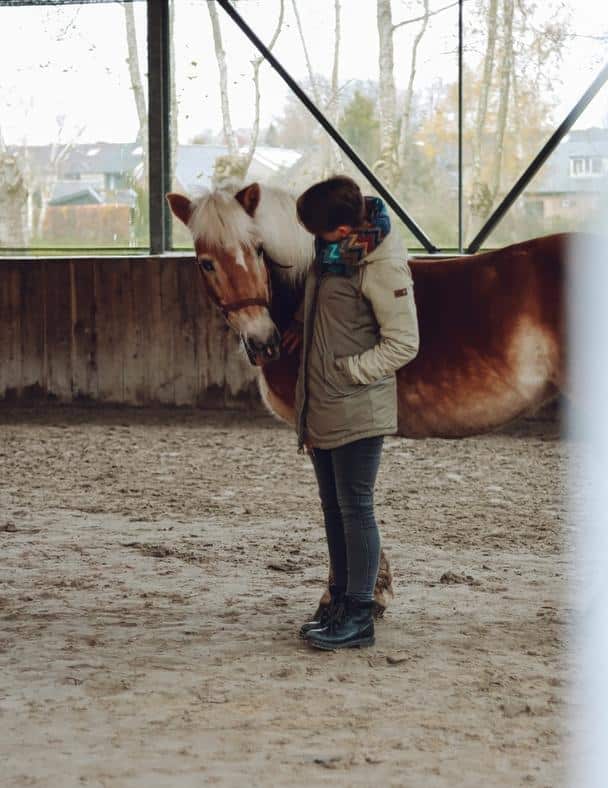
[2,2,607,787]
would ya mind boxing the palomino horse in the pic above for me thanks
[167,183,566,613]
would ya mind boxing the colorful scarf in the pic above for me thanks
[315,196,391,277]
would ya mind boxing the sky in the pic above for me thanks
[0,0,606,147]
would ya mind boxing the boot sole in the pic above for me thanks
[306,635,375,651]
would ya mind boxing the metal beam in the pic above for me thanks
[467,60,608,254]
[215,0,438,253]
[458,0,463,253]
[147,0,171,254]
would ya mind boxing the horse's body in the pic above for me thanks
[167,183,567,614]
[260,232,566,438]
[215,184,565,438]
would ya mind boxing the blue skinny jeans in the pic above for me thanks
[309,435,384,602]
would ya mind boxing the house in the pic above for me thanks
[8,141,301,245]
[524,127,608,222]
[173,143,301,194]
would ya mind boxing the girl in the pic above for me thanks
[283,175,419,650]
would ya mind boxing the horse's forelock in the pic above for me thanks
[188,190,258,253]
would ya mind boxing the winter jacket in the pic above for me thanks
[294,229,419,450]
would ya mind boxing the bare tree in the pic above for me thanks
[468,0,498,220]
[208,0,239,158]
[290,0,343,174]
[393,0,461,31]
[0,137,28,248]
[331,0,341,124]
[241,0,285,173]
[291,0,321,106]
[328,0,344,171]
[376,0,399,187]
[169,0,179,176]
[123,3,147,146]
[27,115,86,240]
[490,0,514,204]
[396,0,430,168]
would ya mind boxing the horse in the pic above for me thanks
[166,182,567,614]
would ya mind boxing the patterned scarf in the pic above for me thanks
[315,196,391,277]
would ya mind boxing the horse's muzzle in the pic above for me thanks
[242,328,281,366]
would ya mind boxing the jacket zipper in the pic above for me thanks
[297,267,324,452]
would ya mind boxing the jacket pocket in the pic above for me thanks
[325,350,359,397]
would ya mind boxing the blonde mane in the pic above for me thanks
[252,184,315,285]
[187,184,314,286]
[188,189,258,252]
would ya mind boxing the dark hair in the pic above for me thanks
[296,175,364,235]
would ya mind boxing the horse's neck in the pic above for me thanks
[256,185,314,278]
[256,185,314,329]
[268,263,306,332]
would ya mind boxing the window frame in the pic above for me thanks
[1,0,608,257]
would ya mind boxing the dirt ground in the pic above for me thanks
[0,406,575,787]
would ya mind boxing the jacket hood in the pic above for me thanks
[361,228,408,265]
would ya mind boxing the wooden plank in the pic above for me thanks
[157,258,178,404]
[45,261,73,402]
[94,260,125,403]
[125,259,152,405]
[143,260,165,405]
[173,260,199,406]
[195,280,227,406]
[19,260,46,400]
[71,261,98,401]
[0,262,23,401]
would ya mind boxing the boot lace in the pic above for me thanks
[326,600,346,632]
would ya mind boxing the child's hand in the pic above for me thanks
[281,321,303,354]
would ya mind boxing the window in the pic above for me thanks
[464,0,608,248]
[1,0,607,255]
[0,0,148,251]
[171,0,458,251]
[482,82,608,247]
[570,157,605,178]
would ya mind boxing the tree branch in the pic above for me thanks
[290,0,321,105]
[243,0,285,170]
[397,0,430,167]
[392,0,462,32]
[208,0,238,156]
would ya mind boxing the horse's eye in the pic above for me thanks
[199,258,214,272]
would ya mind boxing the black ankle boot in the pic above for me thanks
[304,596,375,650]
[299,586,345,638]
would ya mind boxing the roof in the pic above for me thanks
[8,142,143,178]
[174,144,302,193]
[8,141,302,195]
[48,185,103,206]
[173,145,228,194]
[48,181,137,207]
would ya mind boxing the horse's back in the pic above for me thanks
[396,234,569,436]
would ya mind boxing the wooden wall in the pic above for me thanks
[0,258,260,407]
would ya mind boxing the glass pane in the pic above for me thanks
[0,1,148,252]
[171,0,458,251]
[464,0,608,247]
[482,81,608,247]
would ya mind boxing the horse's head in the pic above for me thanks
[167,183,280,365]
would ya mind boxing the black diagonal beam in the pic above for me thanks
[215,0,438,253]
[467,60,608,253]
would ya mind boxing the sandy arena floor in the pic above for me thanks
[0,407,575,787]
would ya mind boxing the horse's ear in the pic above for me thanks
[235,183,261,217]
[166,192,193,226]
